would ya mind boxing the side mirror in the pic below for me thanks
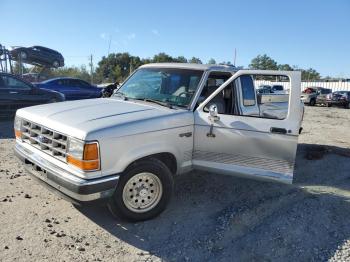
[208,104,220,122]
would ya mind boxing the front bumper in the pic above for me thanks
[301,97,310,103]
[327,99,347,105]
[15,143,119,203]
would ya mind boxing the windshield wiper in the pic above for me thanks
[137,98,173,109]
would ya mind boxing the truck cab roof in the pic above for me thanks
[140,63,239,73]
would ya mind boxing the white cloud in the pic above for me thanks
[151,29,159,36]
[127,33,136,40]
[100,33,107,40]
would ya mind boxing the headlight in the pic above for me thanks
[67,138,100,171]
[67,138,84,159]
[14,116,22,139]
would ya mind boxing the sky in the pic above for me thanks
[1,0,350,78]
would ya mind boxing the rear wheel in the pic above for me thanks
[326,103,332,107]
[107,158,174,221]
[344,103,350,109]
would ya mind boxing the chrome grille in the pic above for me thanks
[21,119,68,162]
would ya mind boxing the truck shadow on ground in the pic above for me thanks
[77,143,350,261]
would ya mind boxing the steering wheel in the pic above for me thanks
[177,91,193,98]
[174,91,193,104]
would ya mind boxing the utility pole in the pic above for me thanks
[233,48,237,67]
[107,35,112,57]
[89,54,94,84]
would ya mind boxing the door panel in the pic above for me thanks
[73,80,94,99]
[193,113,298,183]
[193,70,302,184]
[54,79,80,100]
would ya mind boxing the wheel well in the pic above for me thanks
[130,153,177,175]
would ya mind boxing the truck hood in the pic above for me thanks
[17,98,191,140]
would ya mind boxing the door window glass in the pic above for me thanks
[77,80,91,88]
[203,74,290,120]
[241,75,256,106]
[1,75,31,90]
[201,72,234,114]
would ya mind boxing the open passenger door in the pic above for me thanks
[193,70,302,184]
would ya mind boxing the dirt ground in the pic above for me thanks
[1,106,350,262]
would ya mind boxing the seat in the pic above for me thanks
[205,83,226,114]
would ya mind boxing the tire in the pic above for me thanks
[19,51,27,60]
[107,158,174,221]
[48,98,58,103]
[309,98,316,106]
[344,103,350,109]
[326,103,332,107]
[52,60,60,68]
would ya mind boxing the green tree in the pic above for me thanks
[188,57,202,64]
[152,52,175,63]
[95,52,141,83]
[278,64,294,71]
[301,68,320,81]
[174,56,187,63]
[50,65,91,82]
[208,58,216,64]
[220,61,233,66]
[249,54,278,70]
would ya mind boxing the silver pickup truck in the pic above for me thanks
[14,63,303,221]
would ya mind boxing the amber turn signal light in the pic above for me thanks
[67,155,100,171]
[14,129,22,139]
[83,143,99,160]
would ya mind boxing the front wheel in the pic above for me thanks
[52,60,60,68]
[309,98,316,106]
[48,98,58,103]
[107,158,174,221]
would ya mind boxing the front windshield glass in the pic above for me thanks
[114,68,204,107]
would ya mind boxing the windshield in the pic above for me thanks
[114,68,204,107]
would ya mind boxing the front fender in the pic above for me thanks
[99,126,193,177]
[115,141,181,173]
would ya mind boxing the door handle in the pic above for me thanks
[179,132,192,138]
[9,91,18,94]
[270,127,287,134]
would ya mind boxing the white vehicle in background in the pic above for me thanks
[257,84,289,104]
[14,63,303,221]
